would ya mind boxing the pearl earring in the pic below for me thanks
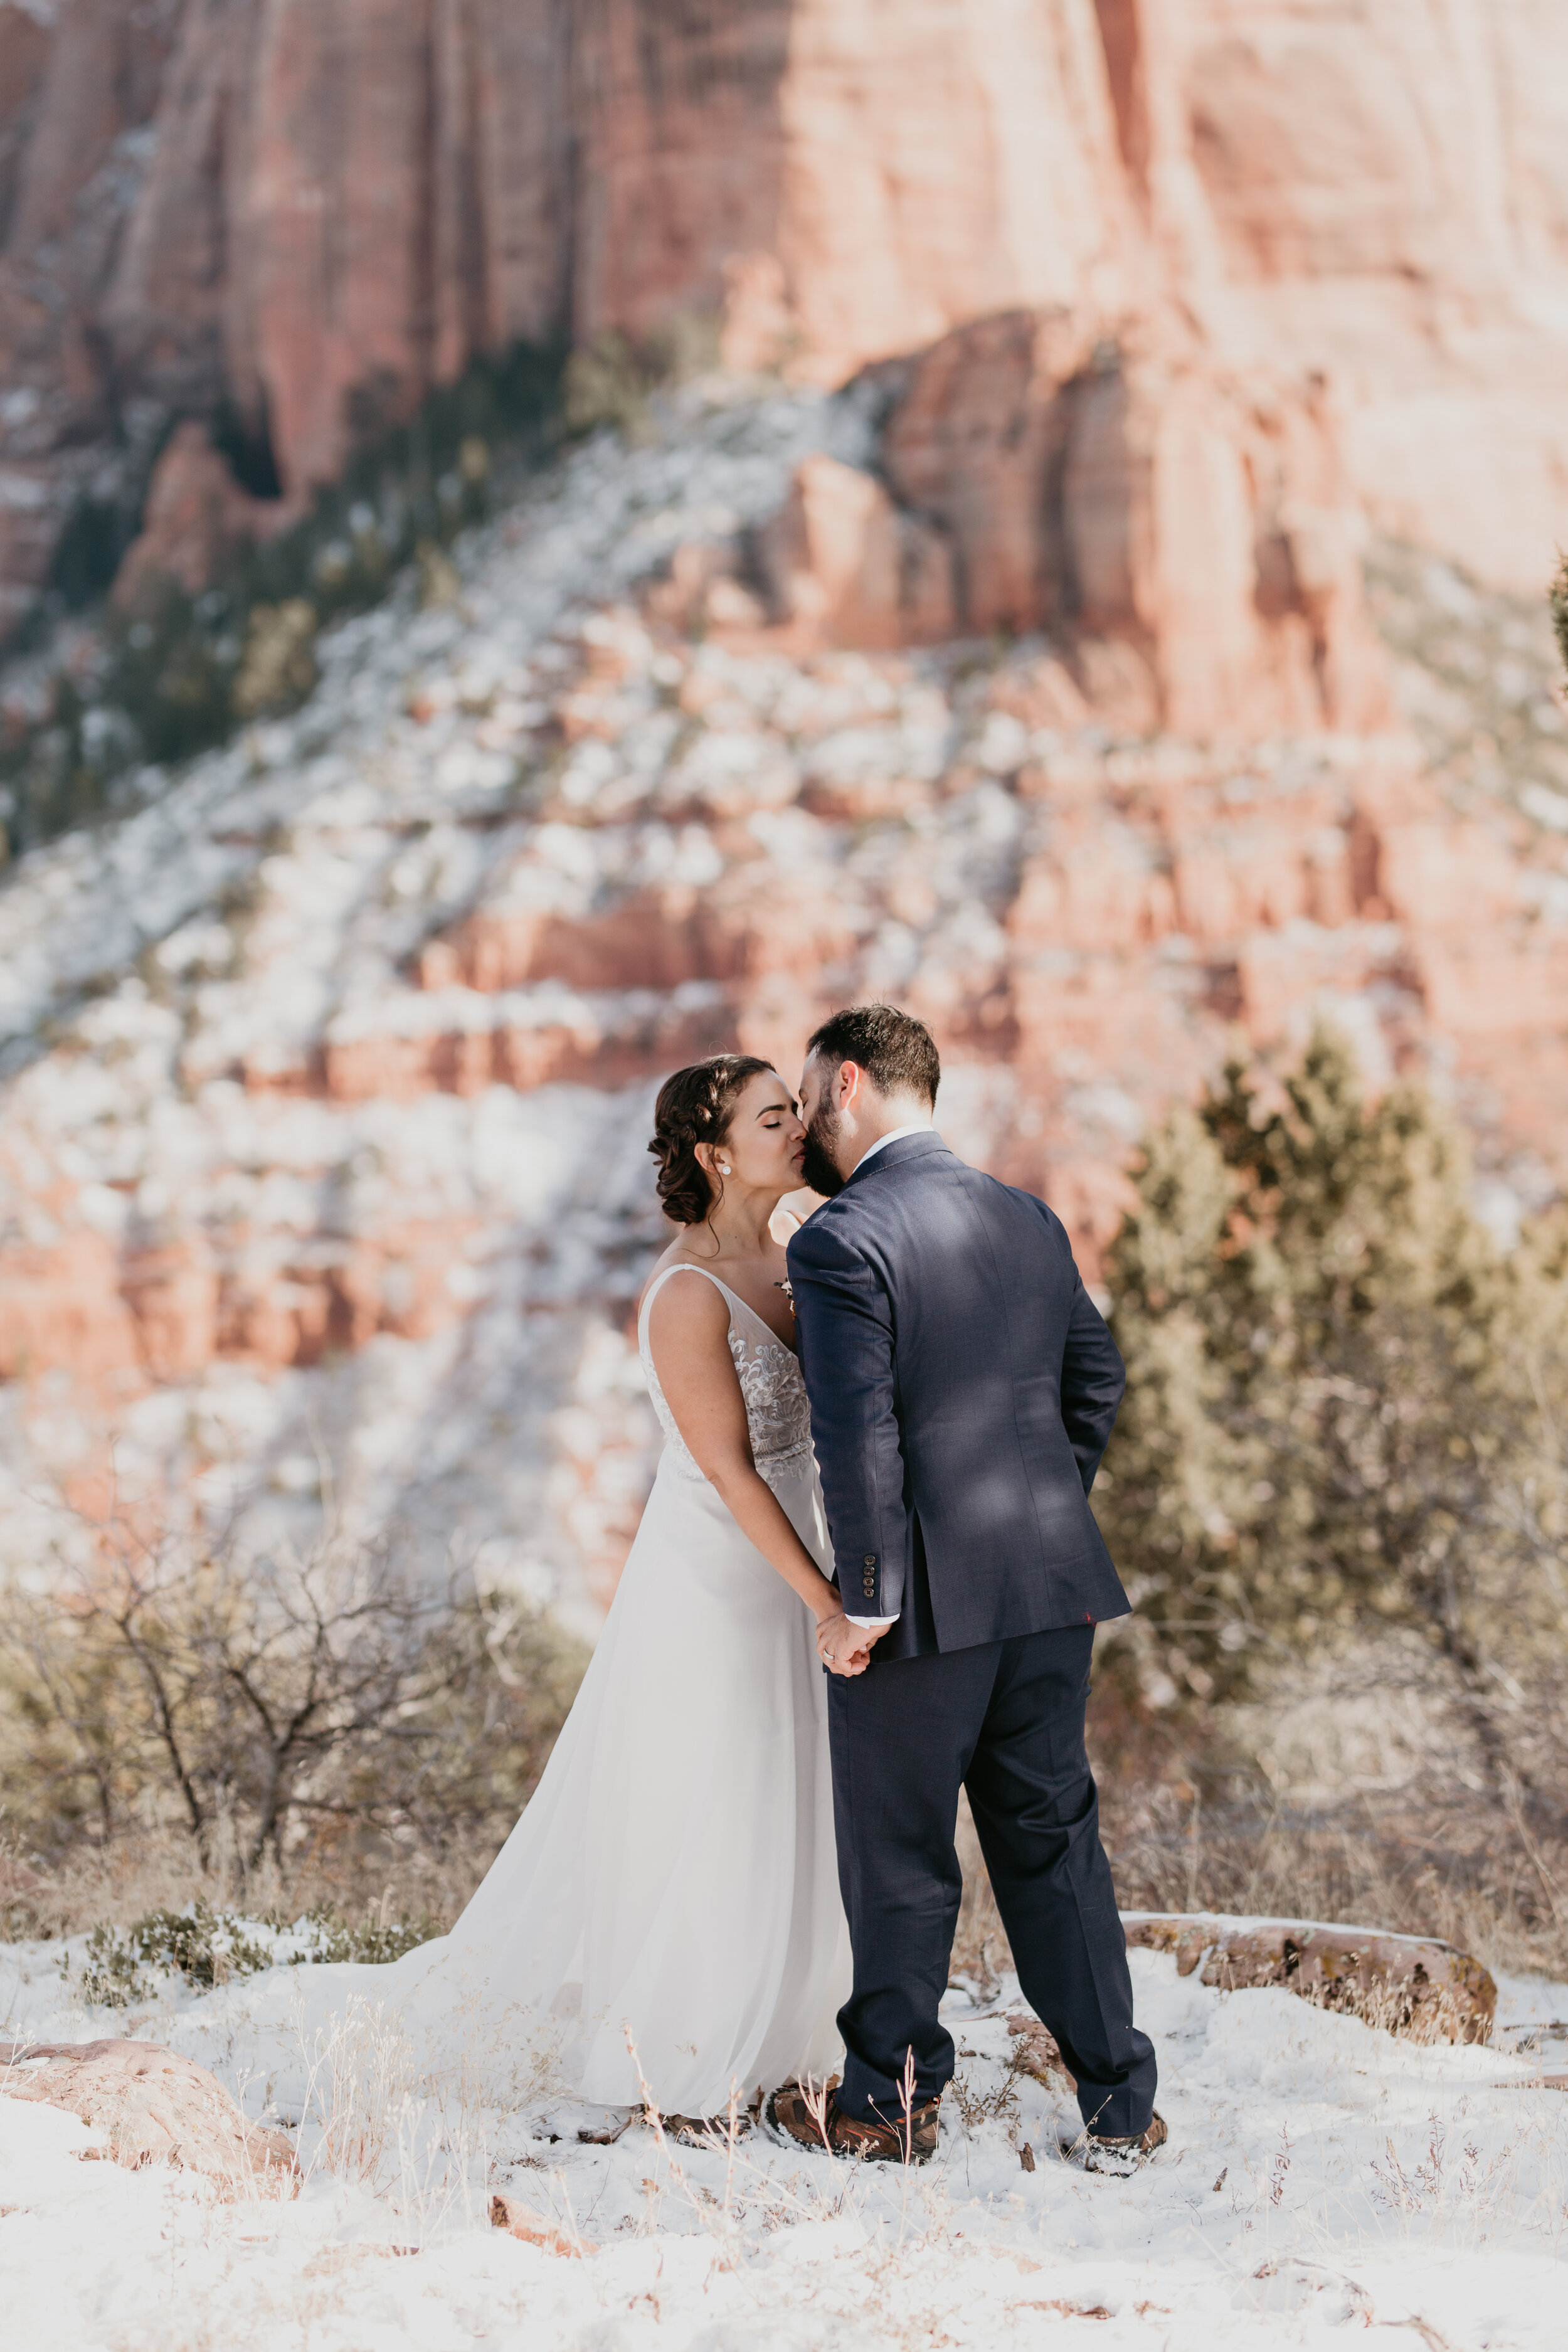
[718,1162,731,1174]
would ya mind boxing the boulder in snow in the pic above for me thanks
[0,2038,298,2190]
[1121,1915,1496,2043]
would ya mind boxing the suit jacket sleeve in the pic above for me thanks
[786,1212,909,1622]
[1057,1245,1126,1494]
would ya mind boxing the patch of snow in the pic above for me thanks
[0,1934,1564,2347]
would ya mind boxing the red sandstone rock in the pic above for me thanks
[884,321,1394,739]
[0,9,51,235]
[314,997,740,1109]
[113,423,292,607]
[758,455,955,650]
[490,2192,580,2256]
[0,2037,299,2188]
[4,3,1568,612]
[1,583,1565,1601]
[419,894,723,997]
[419,864,861,1000]
[1372,815,1518,934]
[0,1202,147,1390]
[0,0,183,623]
[643,541,768,638]
[883,312,1092,640]
[213,1218,482,1368]
[1414,934,1568,1039]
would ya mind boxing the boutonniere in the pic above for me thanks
[775,1277,795,1317]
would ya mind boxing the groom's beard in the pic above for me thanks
[800,1105,847,1197]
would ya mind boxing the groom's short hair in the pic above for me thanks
[807,1004,940,1106]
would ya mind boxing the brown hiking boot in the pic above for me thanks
[1067,2110,1168,2176]
[767,2081,941,2164]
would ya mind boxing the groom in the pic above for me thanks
[771,1005,1162,2171]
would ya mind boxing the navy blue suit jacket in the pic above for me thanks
[786,1133,1128,1659]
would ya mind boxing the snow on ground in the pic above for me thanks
[2,1929,1565,2349]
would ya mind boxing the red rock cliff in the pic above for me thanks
[3,5,1568,1613]
[3,1,1568,627]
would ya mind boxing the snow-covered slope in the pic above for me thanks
[1,1932,1564,2349]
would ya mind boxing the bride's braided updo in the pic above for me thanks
[650,1055,776,1225]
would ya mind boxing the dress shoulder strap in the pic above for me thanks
[638,1261,735,1338]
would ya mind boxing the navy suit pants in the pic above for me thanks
[825,1623,1157,2137]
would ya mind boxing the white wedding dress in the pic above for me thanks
[384,1264,850,2116]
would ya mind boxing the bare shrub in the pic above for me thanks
[0,1512,586,1934]
[58,1897,437,2008]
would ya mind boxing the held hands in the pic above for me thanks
[815,1608,886,1677]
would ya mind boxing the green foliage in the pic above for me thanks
[1098,1030,1568,1712]
[1552,554,1568,687]
[287,1901,436,1968]
[563,314,721,442]
[109,582,240,764]
[61,1896,436,2007]
[65,1900,275,2006]
[69,1924,151,2008]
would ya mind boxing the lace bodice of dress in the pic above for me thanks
[639,1267,815,1493]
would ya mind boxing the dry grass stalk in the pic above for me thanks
[290,1990,501,2249]
[620,2025,750,2271]
[1098,1776,1568,1985]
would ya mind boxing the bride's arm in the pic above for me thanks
[647,1276,861,1661]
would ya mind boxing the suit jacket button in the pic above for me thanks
[863,1554,876,1567]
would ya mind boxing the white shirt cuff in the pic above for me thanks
[845,1614,898,1629]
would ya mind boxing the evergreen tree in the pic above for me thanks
[1097,1031,1567,1739]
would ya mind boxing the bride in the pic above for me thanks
[387,1056,856,2125]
